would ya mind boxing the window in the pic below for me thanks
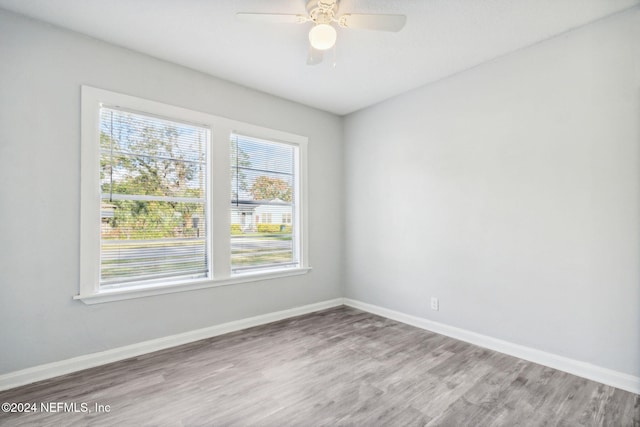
[231,134,299,274]
[99,108,209,287]
[79,87,309,304]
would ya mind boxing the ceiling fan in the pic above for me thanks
[236,0,407,65]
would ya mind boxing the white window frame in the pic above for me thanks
[77,86,310,304]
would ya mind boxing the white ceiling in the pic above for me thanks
[0,0,637,115]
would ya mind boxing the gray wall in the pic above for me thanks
[344,8,640,377]
[0,10,343,374]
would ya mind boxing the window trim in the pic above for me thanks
[77,86,310,304]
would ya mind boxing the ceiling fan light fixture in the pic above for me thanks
[309,24,337,50]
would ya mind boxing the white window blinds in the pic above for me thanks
[230,134,298,273]
[99,107,209,287]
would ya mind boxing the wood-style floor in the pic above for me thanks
[0,306,638,426]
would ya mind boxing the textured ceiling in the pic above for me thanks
[0,0,637,115]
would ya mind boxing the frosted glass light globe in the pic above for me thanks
[309,24,337,50]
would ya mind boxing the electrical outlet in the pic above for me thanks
[430,297,439,311]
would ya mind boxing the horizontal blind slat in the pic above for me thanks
[102,194,205,203]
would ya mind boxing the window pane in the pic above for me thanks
[99,108,209,287]
[230,134,298,273]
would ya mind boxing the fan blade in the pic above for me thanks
[307,45,324,66]
[236,13,308,24]
[338,14,406,32]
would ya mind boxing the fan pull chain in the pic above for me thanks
[332,44,337,68]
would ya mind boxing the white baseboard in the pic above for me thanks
[343,298,640,395]
[0,298,344,392]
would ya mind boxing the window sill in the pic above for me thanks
[74,267,312,305]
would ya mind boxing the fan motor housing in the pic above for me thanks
[307,0,338,24]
